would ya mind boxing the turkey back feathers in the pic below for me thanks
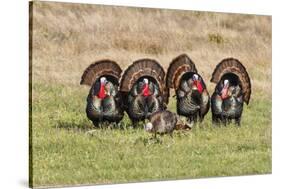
[166,54,198,90]
[119,59,166,94]
[80,60,122,87]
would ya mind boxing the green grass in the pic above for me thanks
[30,82,272,187]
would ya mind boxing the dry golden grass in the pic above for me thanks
[31,1,271,94]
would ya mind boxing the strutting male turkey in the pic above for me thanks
[119,59,168,126]
[210,58,251,126]
[80,60,124,127]
[166,54,210,124]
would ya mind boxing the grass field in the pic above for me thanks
[30,1,272,188]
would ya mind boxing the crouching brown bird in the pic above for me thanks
[210,58,251,126]
[144,110,190,138]
[80,60,124,127]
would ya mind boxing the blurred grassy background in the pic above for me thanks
[30,1,271,187]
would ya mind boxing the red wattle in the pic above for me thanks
[195,81,203,94]
[221,87,228,99]
[98,84,106,99]
[142,83,150,97]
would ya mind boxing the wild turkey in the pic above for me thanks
[119,59,168,126]
[166,54,210,124]
[144,110,177,138]
[145,110,190,138]
[210,58,251,126]
[80,60,124,127]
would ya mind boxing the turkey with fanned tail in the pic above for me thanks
[80,60,124,127]
[166,54,210,125]
[119,58,168,126]
[210,58,251,126]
